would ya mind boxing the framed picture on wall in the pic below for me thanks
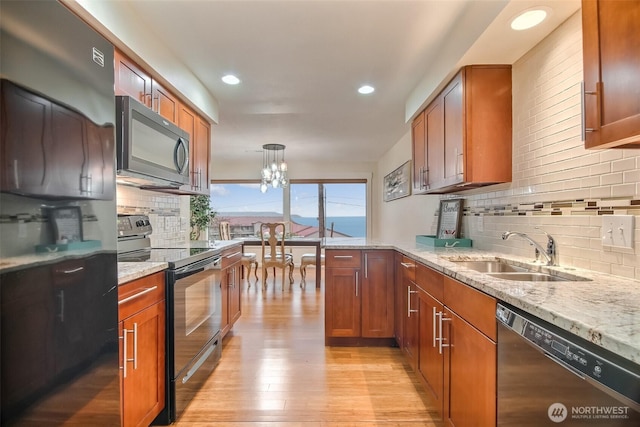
[383,160,411,202]
[436,199,463,239]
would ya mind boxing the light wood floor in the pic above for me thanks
[174,269,442,426]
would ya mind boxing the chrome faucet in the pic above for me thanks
[502,229,557,266]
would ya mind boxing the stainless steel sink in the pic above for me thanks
[449,259,592,282]
[487,272,571,282]
[450,260,527,273]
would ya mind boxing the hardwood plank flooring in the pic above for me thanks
[174,270,442,426]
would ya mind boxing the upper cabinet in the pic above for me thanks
[412,65,512,194]
[114,49,212,194]
[114,50,179,124]
[582,0,640,149]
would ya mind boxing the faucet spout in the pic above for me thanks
[502,231,557,266]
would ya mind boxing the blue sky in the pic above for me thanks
[210,183,366,217]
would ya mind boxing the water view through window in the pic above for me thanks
[210,182,366,239]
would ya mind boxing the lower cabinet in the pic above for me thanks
[118,272,166,427]
[325,249,394,344]
[221,246,242,338]
[400,260,497,426]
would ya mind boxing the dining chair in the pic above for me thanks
[260,222,294,290]
[299,252,325,288]
[218,221,259,282]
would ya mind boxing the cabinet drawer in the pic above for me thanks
[326,250,361,268]
[221,246,242,269]
[398,256,416,282]
[443,276,496,341]
[416,263,443,301]
[118,272,165,320]
[51,259,87,286]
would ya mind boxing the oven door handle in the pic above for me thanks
[174,256,222,279]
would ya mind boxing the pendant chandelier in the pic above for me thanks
[260,143,288,193]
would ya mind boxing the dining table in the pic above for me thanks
[238,237,322,288]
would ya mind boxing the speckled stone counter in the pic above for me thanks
[323,237,640,365]
[0,249,115,274]
[118,262,168,285]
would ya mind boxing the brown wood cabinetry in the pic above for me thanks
[582,0,640,148]
[412,65,512,194]
[114,50,178,124]
[397,256,419,370]
[178,102,211,194]
[118,272,166,427]
[325,250,394,344]
[398,260,497,426]
[221,246,242,337]
[1,79,114,200]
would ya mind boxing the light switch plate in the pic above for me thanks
[601,215,634,249]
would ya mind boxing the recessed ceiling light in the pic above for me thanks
[358,85,375,95]
[222,74,240,85]
[510,8,549,31]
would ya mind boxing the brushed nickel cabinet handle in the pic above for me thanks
[118,286,158,305]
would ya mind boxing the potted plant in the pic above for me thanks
[190,195,216,240]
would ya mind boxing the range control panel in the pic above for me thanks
[117,214,152,238]
[497,304,640,407]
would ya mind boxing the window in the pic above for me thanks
[210,181,366,239]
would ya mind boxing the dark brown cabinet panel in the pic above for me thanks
[361,250,394,338]
[1,79,114,200]
[114,50,152,106]
[582,0,640,148]
[178,103,211,194]
[325,266,361,337]
[417,289,444,415]
[412,111,426,191]
[221,247,242,338]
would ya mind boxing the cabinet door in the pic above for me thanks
[152,80,179,124]
[114,50,152,106]
[425,98,444,190]
[0,80,48,195]
[194,116,211,192]
[445,310,496,427]
[417,290,444,416]
[393,253,404,347]
[228,263,242,326]
[403,281,419,370]
[220,266,230,337]
[121,301,166,427]
[411,111,426,192]
[442,73,464,188]
[0,266,54,412]
[50,103,85,197]
[324,267,361,337]
[83,120,115,200]
[582,0,640,148]
[361,251,394,338]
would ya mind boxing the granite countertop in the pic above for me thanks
[323,237,640,366]
[0,248,114,274]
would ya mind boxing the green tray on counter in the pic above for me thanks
[416,235,472,248]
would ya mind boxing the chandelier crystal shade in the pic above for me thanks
[260,144,288,193]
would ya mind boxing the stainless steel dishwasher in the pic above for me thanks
[496,303,639,426]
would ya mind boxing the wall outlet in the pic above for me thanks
[601,215,634,249]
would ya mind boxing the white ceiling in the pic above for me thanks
[115,0,581,165]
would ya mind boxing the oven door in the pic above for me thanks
[168,255,222,378]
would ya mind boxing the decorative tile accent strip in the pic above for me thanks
[459,197,640,217]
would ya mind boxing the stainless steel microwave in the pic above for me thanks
[116,95,190,186]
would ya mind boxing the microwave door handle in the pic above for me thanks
[174,138,189,175]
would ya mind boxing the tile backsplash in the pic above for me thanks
[116,185,190,247]
[448,12,640,280]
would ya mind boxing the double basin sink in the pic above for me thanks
[449,259,591,282]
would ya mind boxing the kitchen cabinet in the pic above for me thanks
[178,102,211,194]
[582,0,640,148]
[1,265,54,413]
[118,272,166,427]
[1,79,115,200]
[415,263,445,415]
[221,246,242,338]
[412,65,512,194]
[401,261,496,426]
[114,50,179,124]
[325,250,394,345]
[397,256,418,370]
[393,252,404,347]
